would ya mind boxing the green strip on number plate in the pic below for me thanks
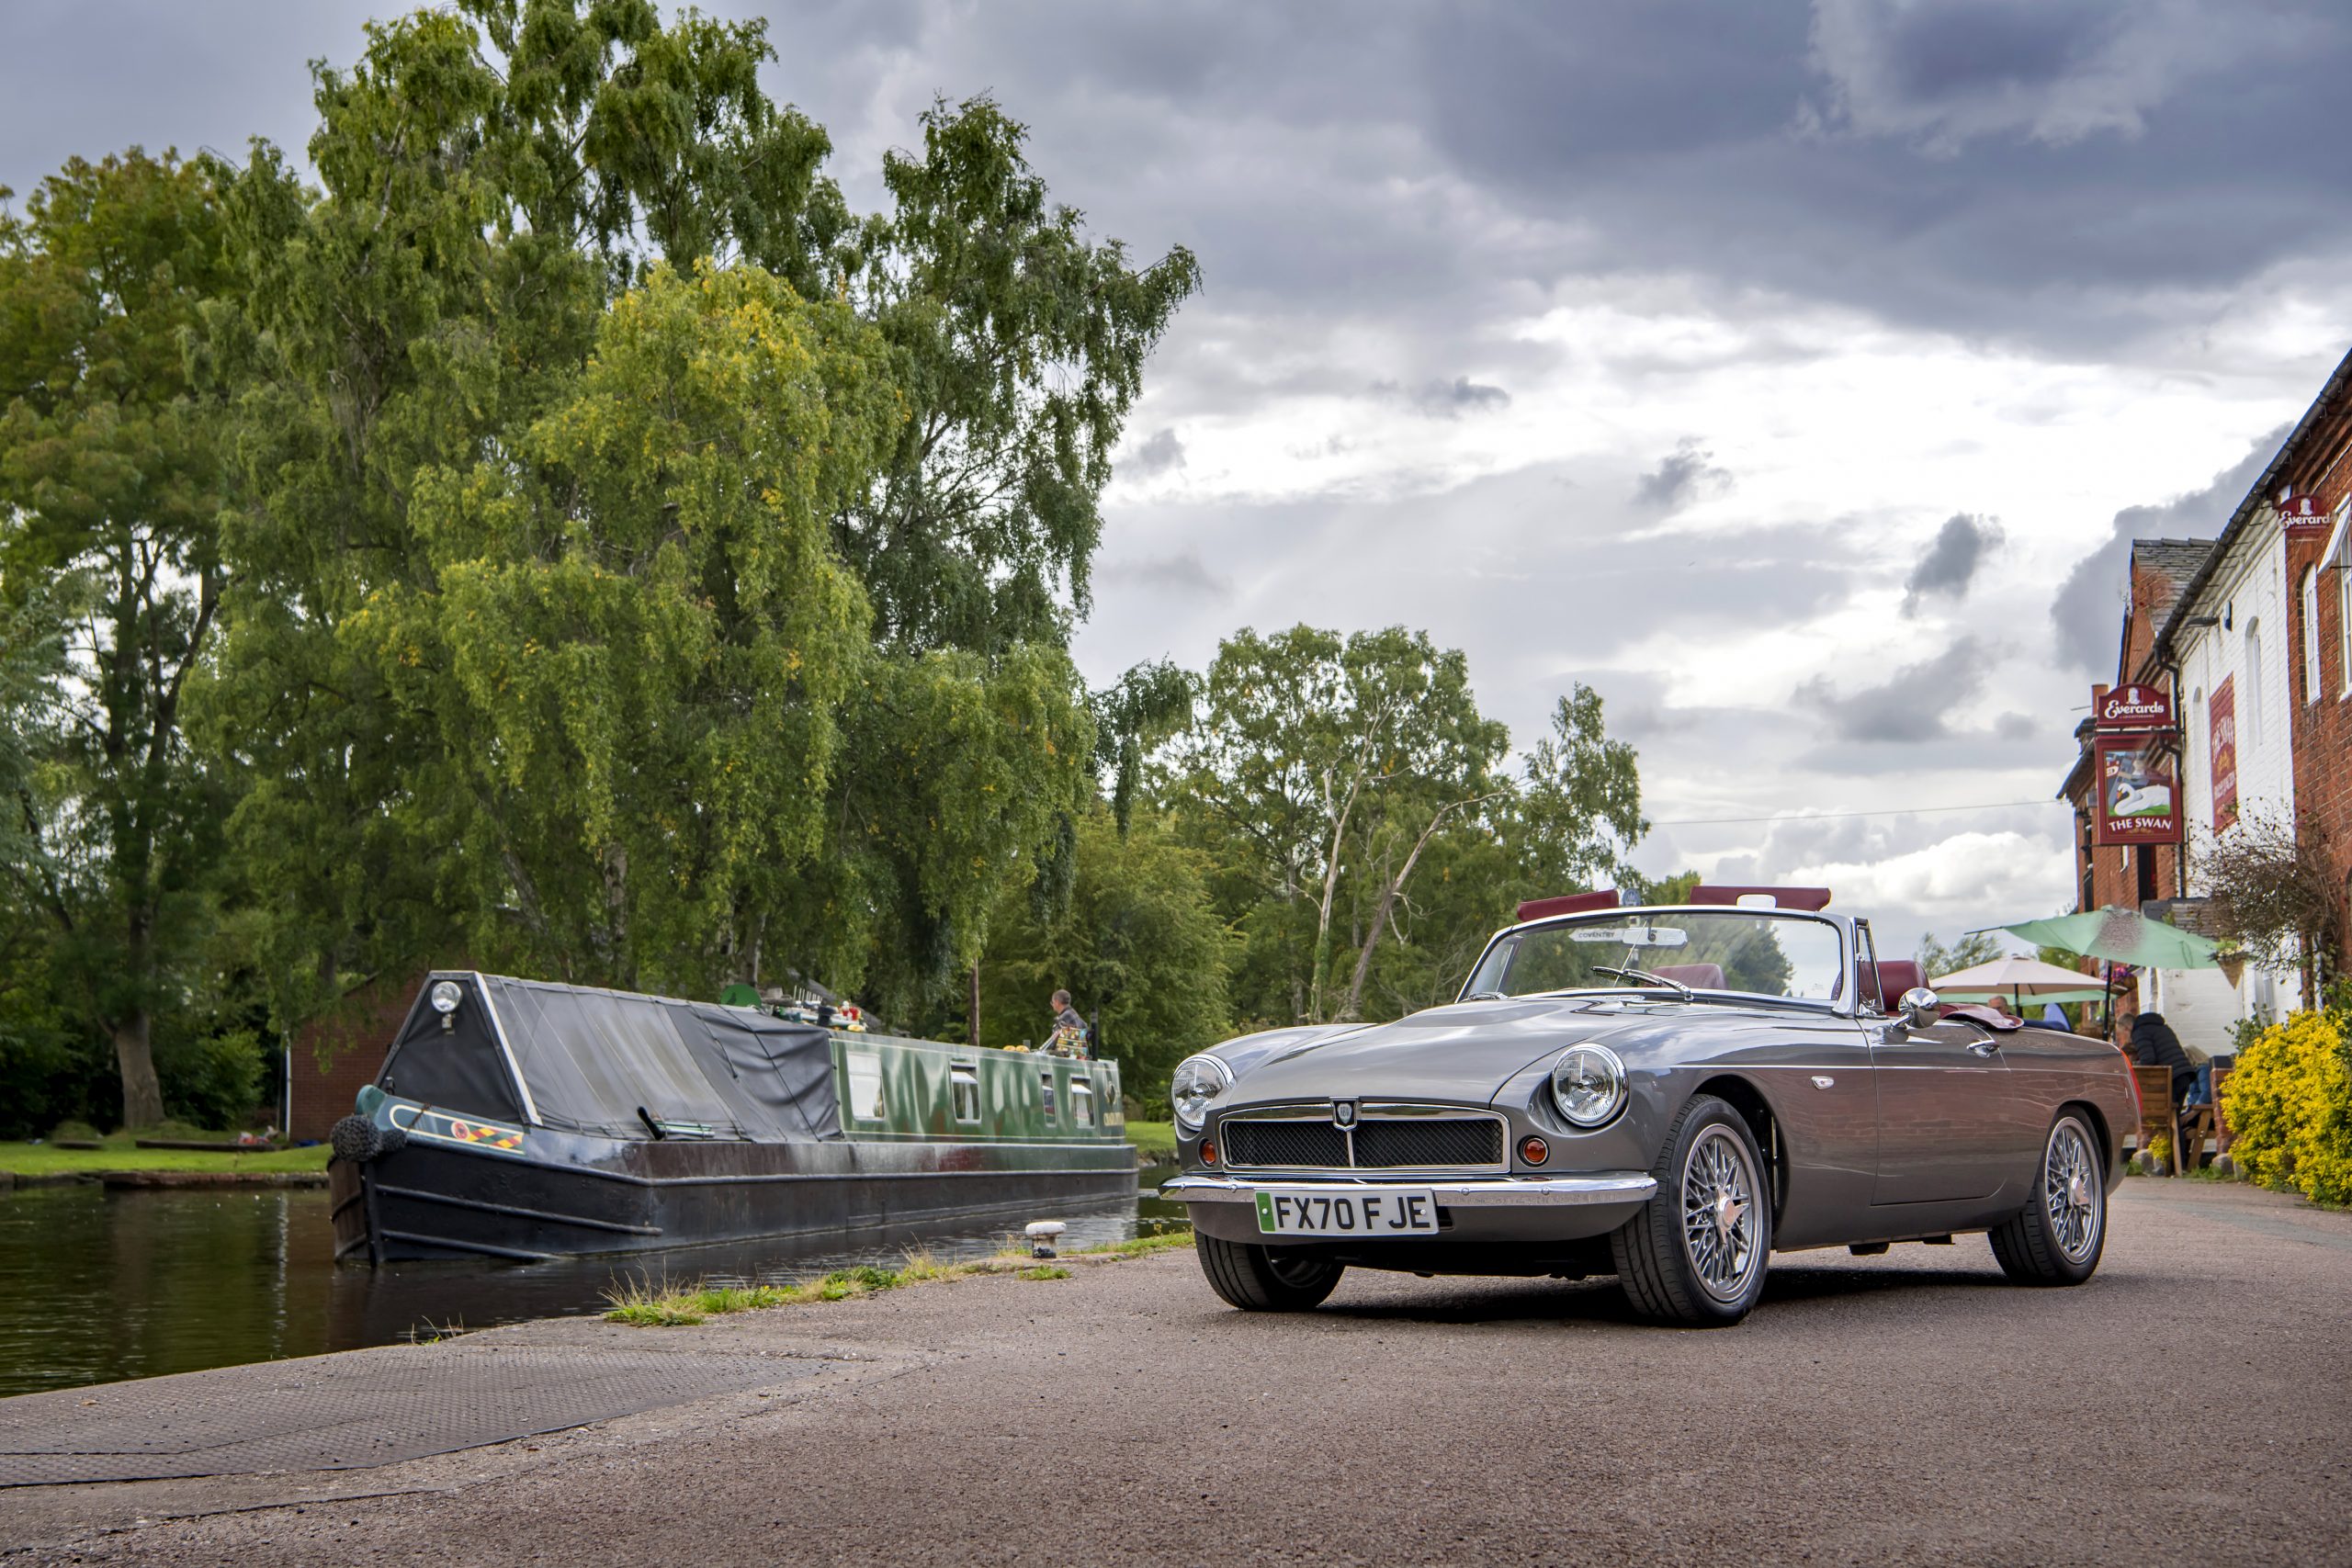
[1256,1191,1275,1231]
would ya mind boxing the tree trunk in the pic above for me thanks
[969,963,982,1049]
[114,1010,164,1129]
[1337,794,1498,1022]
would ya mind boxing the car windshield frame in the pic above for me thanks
[1456,905,1855,1015]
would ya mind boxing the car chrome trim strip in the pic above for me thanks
[1162,1173,1657,1207]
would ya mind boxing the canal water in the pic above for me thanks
[0,1168,1184,1398]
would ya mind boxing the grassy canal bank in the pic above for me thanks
[0,1135,332,1179]
[601,1231,1193,1325]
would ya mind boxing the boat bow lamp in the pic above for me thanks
[429,979,464,1032]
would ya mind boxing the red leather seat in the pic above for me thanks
[1651,963,1725,989]
[1876,961,1925,1005]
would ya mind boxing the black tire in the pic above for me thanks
[1990,1110,2107,1286]
[1194,1233,1345,1312]
[1611,1094,1772,1326]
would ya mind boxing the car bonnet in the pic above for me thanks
[1222,997,1666,1108]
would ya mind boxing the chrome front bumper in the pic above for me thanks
[1161,1173,1657,1206]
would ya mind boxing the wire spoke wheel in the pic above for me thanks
[2041,1119,2101,1265]
[1679,1125,1762,1303]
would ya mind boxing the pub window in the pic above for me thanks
[2339,525,2352,697]
[2245,623,2264,749]
[2304,569,2322,705]
[1038,1068,1058,1121]
[951,1063,981,1123]
[2137,844,2158,902]
[1071,1077,1095,1128]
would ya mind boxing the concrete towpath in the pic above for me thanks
[6,1179,2350,1566]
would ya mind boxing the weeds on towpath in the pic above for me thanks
[600,1229,1191,1325]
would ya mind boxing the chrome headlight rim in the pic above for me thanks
[1550,1044,1628,1128]
[1170,1053,1233,1133]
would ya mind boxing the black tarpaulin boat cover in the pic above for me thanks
[376,972,842,1142]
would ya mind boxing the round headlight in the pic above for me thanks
[429,980,464,1016]
[1170,1054,1233,1133]
[1550,1044,1627,1127]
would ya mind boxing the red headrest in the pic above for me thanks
[1650,963,1724,990]
[1876,961,1924,1001]
[1688,885,1832,911]
[1516,890,1621,921]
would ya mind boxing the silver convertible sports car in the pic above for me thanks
[1162,886,2139,1326]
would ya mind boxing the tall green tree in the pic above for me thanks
[0,151,235,1126]
[202,4,1186,1030]
[353,262,899,992]
[1171,626,1511,1024]
[978,805,1234,1093]
[1170,629,1645,1027]
[842,97,1202,654]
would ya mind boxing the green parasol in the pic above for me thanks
[1998,907,2220,970]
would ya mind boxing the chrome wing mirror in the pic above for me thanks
[1897,987,1939,1031]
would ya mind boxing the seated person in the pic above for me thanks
[2130,1010,2197,1110]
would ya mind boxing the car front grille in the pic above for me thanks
[1219,1107,1507,1172]
[1353,1118,1504,1169]
[1222,1119,1349,1168]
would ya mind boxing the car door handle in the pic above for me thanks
[1967,1041,1997,1058]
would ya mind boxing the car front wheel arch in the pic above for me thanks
[1690,1073,1782,1227]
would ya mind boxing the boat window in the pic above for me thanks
[1039,1068,1058,1121]
[844,1048,887,1122]
[1071,1077,1095,1128]
[951,1063,981,1123]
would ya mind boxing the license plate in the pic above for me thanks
[1253,1188,1438,1237]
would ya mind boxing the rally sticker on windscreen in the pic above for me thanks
[1253,1188,1438,1237]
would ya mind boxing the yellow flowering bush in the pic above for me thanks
[2221,1008,2352,1205]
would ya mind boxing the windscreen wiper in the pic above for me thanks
[1590,964,1694,1000]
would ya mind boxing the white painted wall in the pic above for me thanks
[2174,513,2306,1023]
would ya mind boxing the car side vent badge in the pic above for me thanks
[1811,1075,1835,1089]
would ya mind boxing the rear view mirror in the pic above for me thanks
[1900,987,1939,1030]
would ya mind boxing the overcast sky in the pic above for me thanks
[9,0,2351,960]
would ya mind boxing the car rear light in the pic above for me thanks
[1520,1135,1549,1166]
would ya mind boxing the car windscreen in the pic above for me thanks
[1464,911,1844,1002]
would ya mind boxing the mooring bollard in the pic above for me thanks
[1025,1220,1066,1259]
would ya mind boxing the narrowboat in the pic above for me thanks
[327,972,1132,1264]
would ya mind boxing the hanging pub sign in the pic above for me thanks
[2278,494,2333,534]
[2093,682,2175,731]
[2094,732,2181,847]
[2210,675,2239,831]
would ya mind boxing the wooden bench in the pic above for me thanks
[2132,1065,2181,1171]
[2178,1066,2233,1171]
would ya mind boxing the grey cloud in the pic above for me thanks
[1371,377,1512,419]
[1802,0,2201,152]
[15,1,2352,376]
[1100,547,1231,600]
[2048,425,2283,673]
[1994,711,2036,741]
[1633,440,1734,513]
[1901,513,2002,615]
[1795,637,1986,743]
[1124,426,1187,479]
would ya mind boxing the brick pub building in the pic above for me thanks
[2060,343,2352,1054]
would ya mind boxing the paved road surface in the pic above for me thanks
[6,1179,2350,1565]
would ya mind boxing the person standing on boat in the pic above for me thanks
[1047,989,1091,1057]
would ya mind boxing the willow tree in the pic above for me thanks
[350,263,899,989]
[204,2,1186,1026]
